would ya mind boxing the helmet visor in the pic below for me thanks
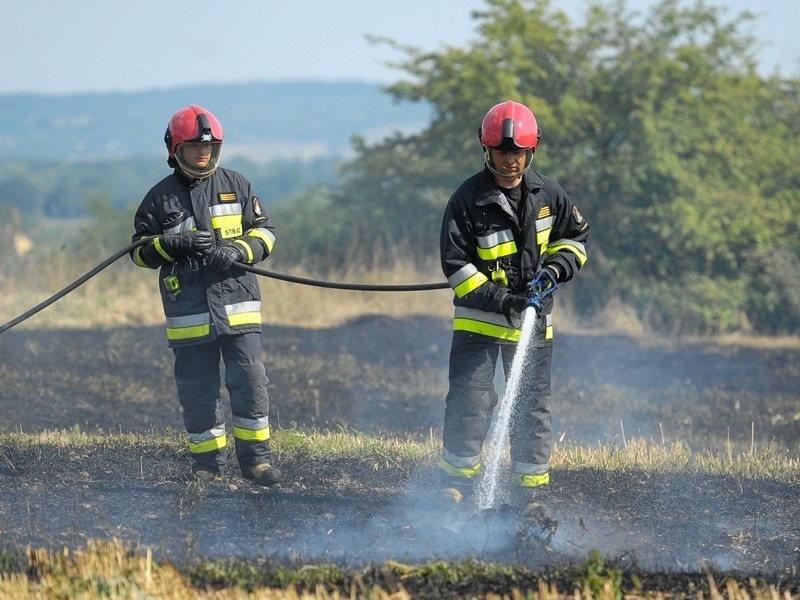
[175,142,221,179]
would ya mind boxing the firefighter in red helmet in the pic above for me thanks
[130,105,281,487]
[439,100,589,504]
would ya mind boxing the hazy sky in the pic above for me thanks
[2,0,797,96]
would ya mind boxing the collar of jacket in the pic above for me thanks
[173,169,206,188]
[474,167,545,208]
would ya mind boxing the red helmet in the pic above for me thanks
[479,100,540,179]
[164,105,224,178]
[480,100,540,150]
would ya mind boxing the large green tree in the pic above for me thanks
[320,0,799,334]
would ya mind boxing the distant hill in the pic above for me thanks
[0,80,431,162]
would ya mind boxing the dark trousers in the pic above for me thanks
[443,318,553,471]
[173,332,271,471]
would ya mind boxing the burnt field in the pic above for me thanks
[1,315,799,593]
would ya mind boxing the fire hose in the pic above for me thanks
[0,239,449,335]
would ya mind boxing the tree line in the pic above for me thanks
[304,0,798,335]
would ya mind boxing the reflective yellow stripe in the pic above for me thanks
[454,307,522,339]
[547,239,588,265]
[132,246,153,268]
[227,311,261,327]
[153,237,175,262]
[233,425,271,442]
[166,323,211,341]
[233,239,253,263]
[453,272,488,297]
[517,472,550,487]
[536,228,551,245]
[439,457,481,478]
[247,227,275,253]
[454,317,521,342]
[212,214,243,238]
[476,240,517,261]
[450,267,489,296]
[166,313,211,341]
[188,435,226,454]
[535,215,555,246]
[225,301,261,327]
[476,230,516,261]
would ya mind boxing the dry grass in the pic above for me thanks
[0,251,611,337]
[261,264,454,328]
[1,536,794,599]
[0,255,454,331]
[4,428,798,483]
[4,538,391,600]
[5,265,798,347]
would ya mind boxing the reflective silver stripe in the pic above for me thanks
[447,263,479,288]
[225,301,262,327]
[163,216,197,235]
[536,216,554,246]
[442,447,481,469]
[476,229,515,249]
[514,461,550,476]
[188,425,226,444]
[454,306,522,329]
[535,215,555,231]
[233,416,270,442]
[210,203,242,217]
[165,312,211,329]
[476,228,517,260]
[225,301,261,316]
[447,264,489,298]
[233,415,269,430]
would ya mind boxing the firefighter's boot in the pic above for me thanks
[438,457,480,508]
[511,471,550,507]
[513,471,557,542]
[242,463,282,487]
[191,467,222,483]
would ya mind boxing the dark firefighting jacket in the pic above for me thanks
[131,167,275,347]
[440,167,589,341]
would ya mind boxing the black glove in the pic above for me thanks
[205,245,243,272]
[501,293,528,318]
[160,230,213,258]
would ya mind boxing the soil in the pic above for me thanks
[1,315,799,590]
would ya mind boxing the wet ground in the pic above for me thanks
[1,315,799,582]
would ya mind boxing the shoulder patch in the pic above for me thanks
[572,206,585,224]
[218,192,238,203]
[252,197,263,217]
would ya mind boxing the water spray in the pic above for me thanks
[476,269,557,510]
